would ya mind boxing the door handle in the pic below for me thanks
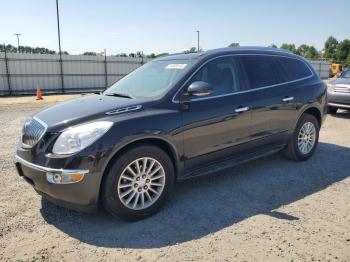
[282,96,294,102]
[235,106,249,113]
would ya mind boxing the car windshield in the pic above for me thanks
[342,69,350,78]
[104,59,195,99]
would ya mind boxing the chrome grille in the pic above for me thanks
[334,85,350,93]
[334,87,350,93]
[22,118,47,147]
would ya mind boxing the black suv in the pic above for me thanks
[14,47,327,221]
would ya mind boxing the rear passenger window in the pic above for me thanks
[240,56,277,89]
[278,57,312,80]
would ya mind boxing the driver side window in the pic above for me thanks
[191,57,242,97]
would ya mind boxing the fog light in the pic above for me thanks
[46,172,85,184]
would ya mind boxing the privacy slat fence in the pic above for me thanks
[0,52,330,96]
[0,52,151,95]
[308,60,331,80]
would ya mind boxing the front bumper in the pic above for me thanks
[14,155,100,212]
[14,155,89,176]
[327,90,350,109]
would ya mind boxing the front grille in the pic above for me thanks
[22,118,47,147]
[334,85,350,93]
[334,87,348,93]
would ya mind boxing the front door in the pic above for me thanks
[180,57,253,171]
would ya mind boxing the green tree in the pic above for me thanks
[154,52,169,58]
[115,53,128,57]
[35,47,56,54]
[335,39,350,63]
[346,53,350,67]
[82,51,98,56]
[146,53,156,58]
[184,47,197,53]
[296,44,309,57]
[270,44,277,48]
[1,44,63,54]
[1,44,17,52]
[305,46,319,59]
[228,43,239,48]
[280,43,297,54]
[296,44,319,59]
[324,36,338,60]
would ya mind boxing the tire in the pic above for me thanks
[282,114,319,161]
[327,106,338,114]
[101,145,175,221]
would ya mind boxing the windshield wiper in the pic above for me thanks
[104,92,134,99]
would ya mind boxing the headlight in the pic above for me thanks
[52,121,113,155]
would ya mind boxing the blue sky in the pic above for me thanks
[1,0,349,55]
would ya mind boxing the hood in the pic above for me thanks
[329,78,350,86]
[35,94,144,130]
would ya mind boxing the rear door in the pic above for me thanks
[239,55,296,147]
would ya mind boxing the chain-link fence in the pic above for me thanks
[0,49,151,96]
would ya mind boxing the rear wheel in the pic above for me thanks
[101,145,175,221]
[283,114,319,161]
[327,106,338,114]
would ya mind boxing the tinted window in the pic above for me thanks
[270,57,291,83]
[278,57,312,80]
[342,69,350,78]
[191,57,242,96]
[240,56,277,89]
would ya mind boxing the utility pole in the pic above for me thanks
[56,0,64,92]
[196,30,200,52]
[13,33,21,52]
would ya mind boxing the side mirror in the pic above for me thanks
[187,81,213,97]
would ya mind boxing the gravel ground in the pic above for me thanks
[0,102,349,262]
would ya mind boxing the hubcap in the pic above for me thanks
[117,157,166,210]
[297,122,316,154]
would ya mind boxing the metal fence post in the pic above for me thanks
[3,43,12,95]
[59,54,64,93]
[104,49,108,89]
[318,62,322,77]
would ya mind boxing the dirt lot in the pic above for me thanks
[0,98,349,262]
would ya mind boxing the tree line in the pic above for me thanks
[268,36,350,67]
[1,36,349,66]
[0,44,69,55]
[187,36,350,67]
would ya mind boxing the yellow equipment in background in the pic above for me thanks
[330,64,342,77]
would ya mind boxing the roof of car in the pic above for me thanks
[154,46,295,61]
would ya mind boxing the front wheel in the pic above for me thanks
[101,145,175,221]
[283,114,319,161]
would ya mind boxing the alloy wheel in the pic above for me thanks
[297,121,316,154]
[117,157,166,210]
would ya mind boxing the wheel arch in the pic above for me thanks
[294,105,322,131]
[303,107,322,127]
[100,137,181,194]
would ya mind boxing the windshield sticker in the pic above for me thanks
[166,64,187,69]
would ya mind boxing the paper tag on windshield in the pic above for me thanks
[166,64,187,69]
